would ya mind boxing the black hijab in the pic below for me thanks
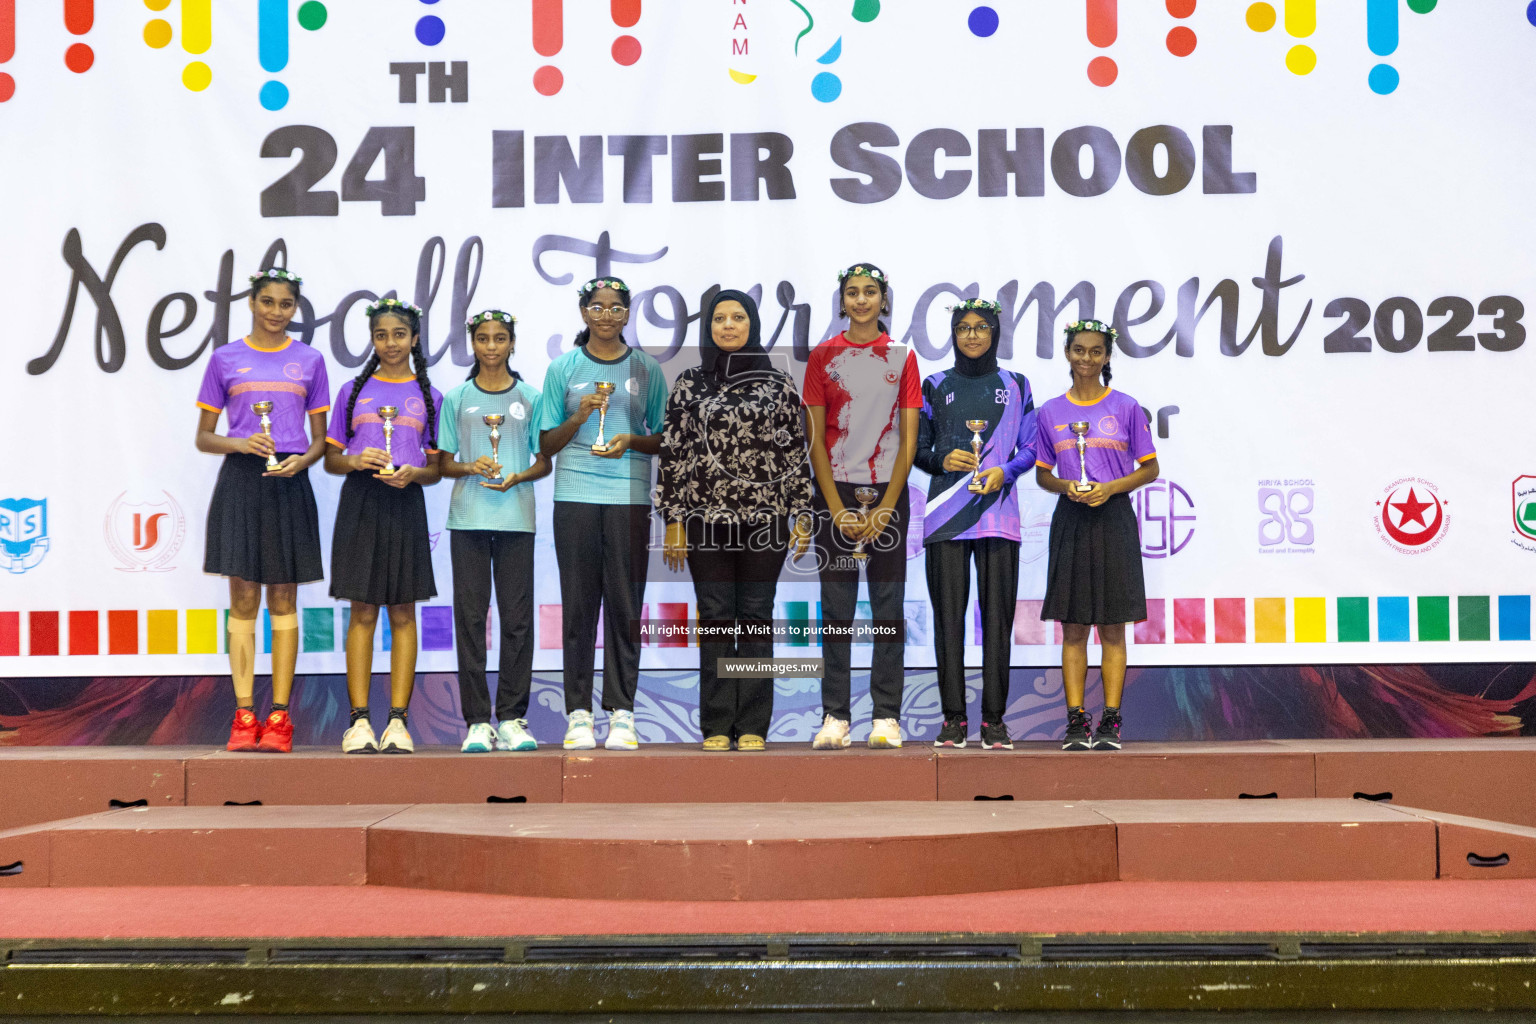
[951,304,1001,378]
[700,289,772,379]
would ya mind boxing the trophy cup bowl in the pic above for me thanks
[850,485,881,561]
[482,413,505,483]
[1068,421,1092,493]
[965,418,989,493]
[250,400,280,470]
[592,381,617,453]
[378,405,399,476]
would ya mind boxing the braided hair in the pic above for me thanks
[343,300,437,448]
[837,262,891,335]
[1062,319,1116,387]
[466,309,521,383]
[574,277,631,347]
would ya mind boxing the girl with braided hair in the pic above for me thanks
[195,268,328,753]
[1034,320,1159,752]
[324,298,443,754]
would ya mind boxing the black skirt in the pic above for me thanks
[329,471,437,606]
[1041,492,1147,626]
[204,452,324,585]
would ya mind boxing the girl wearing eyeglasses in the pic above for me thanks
[1034,320,1159,752]
[534,277,669,752]
[914,299,1037,750]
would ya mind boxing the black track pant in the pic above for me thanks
[552,501,651,714]
[451,530,535,724]
[925,537,1019,723]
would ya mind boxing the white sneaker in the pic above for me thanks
[497,718,537,751]
[868,717,904,749]
[564,709,596,750]
[378,717,415,754]
[812,714,852,750]
[341,718,378,754]
[604,708,640,750]
[461,722,497,753]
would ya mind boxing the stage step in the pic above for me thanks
[0,798,1513,899]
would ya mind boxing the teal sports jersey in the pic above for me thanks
[534,345,668,505]
[439,378,541,533]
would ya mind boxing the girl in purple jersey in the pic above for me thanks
[324,298,443,754]
[1034,320,1159,751]
[195,268,330,754]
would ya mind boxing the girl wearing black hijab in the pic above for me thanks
[914,299,1038,750]
[656,290,815,750]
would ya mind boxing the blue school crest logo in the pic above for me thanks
[0,498,50,574]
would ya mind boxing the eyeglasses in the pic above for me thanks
[585,305,629,320]
[955,324,993,338]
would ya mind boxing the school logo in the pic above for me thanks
[509,402,527,420]
[1134,479,1196,558]
[884,370,899,384]
[1374,477,1448,554]
[104,491,186,572]
[283,362,304,381]
[625,377,640,395]
[1258,479,1315,554]
[1511,476,1536,554]
[404,396,426,416]
[1097,414,1120,435]
[0,498,50,574]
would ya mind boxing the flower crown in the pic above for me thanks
[249,268,302,286]
[1064,318,1118,340]
[838,265,887,284]
[467,309,516,331]
[578,278,629,298]
[950,298,1001,314]
[364,297,423,319]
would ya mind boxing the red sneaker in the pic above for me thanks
[256,709,293,753]
[226,708,262,752]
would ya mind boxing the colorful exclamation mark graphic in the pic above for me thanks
[1367,0,1436,95]
[258,1,327,110]
[1166,0,1196,57]
[1244,1,1315,75]
[415,0,445,46]
[611,0,641,66]
[63,0,93,73]
[532,0,563,95]
[1085,0,1116,86]
[144,0,172,50]
[181,0,211,91]
[0,0,15,100]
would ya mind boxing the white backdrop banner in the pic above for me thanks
[3,1,1536,676]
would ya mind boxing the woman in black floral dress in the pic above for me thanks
[656,289,814,750]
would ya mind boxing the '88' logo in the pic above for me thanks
[1258,485,1314,547]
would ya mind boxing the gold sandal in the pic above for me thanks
[735,734,766,752]
[702,734,731,751]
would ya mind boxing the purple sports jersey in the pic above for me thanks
[1034,389,1156,485]
[195,338,330,454]
[327,376,443,469]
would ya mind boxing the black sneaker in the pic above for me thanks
[1062,707,1093,751]
[979,721,1013,750]
[933,718,968,748]
[1090,708,1122,750]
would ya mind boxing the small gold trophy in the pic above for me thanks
[482,413,505,483]
[1069,421,1093,493]
[378,405,399,476]
[965,419,989,493]
[250,401,280,470]
[850,485,881,562]
[592,381,616,452]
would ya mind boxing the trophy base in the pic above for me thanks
[265,461,282,472]
[591,443,612,455]
[378,468,395,477]
[851,552,871,562]
[968,480,986,494]
[1073,483,1093,493]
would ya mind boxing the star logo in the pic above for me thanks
[1374,478,1449,554]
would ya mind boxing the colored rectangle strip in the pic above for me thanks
[1337,597,1369,642]
[108,610,138,654]
[1013,600,1052,645]
[903,600,930,646]
[420,605,454,651]
[29,611,59,656]
[1133,599,1166,644]
[1417,596,1450,642]
[1293,597,1327,643]
[147,610,178,654]
[1377,596,1410,642]
[261,610,273,655]
[186,609,218,654]
[783,600,809,647]
[1457,596,1491,642]
[538,604,562,650]
[1214,598,1245,643]
[654,601,689,648]
[301,607,334,652]
[1173,599,1205,643]
[68,610,99,655]
[1498,595,1531,641]
[1253,598,1286,643]
[0,611,19,656]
